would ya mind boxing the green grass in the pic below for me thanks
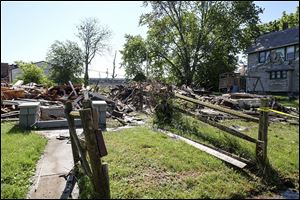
[162,113,299,190]
[274,95,299,108]
[1,122,47,199]
[80,127,263,199]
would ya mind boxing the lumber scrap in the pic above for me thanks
[160,129,247,169]
[176,107,258,144]
[175,93,259,123]
[60,170,77,199]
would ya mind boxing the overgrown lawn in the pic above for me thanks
[95,127,262,199]
[1,122,47,199]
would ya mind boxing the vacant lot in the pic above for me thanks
[1,122,47,199]
[164,114,299,191]
[84,127,265,199]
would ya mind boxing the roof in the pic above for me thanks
[245,26,299,54]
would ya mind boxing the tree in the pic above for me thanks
[258,6,299,34]
[15,61,53,86]
[46,40,84,84]
[120,35,148,79]
[76,17,112,86]
[121,1,262,88]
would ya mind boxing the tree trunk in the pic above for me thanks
[84,62,89,87]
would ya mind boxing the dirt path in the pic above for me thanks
[27,129,82,199]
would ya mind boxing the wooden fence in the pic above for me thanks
[175,93,269,169]
[64,99,110,199]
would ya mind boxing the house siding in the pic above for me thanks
[246,50,299,93]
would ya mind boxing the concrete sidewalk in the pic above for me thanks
[27,129,80,199]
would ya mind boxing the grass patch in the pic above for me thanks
[274,95,299,108]
[80,127,263,199]
[221,119,299,189]
[1,122,47,199]
[161,112,299,190]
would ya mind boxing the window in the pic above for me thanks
[276,71,281,78]
[270,71,276,79]
[270,70,288,79]
[266,51,270,60]
[259,51,266,63]
[281,71,287,78]
[286,46,295,60]
[276,48,285,59]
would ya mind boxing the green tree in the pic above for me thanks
[258,6,299,34]
[15,61,53,86]
[76,17,112,86]
[121,1,262,88]
[46,40,84,84]
[120,35,148,79]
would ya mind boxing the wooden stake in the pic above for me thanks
[256,98,269,167]
[65,102,92,177]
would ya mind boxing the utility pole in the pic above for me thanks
[112,51,117,79]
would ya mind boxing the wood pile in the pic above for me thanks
[1,80,298,125]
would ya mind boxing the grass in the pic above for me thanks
[1,122,47,199]
[162,113,299,190]
[274,95,299,108]
[79,126,263,199]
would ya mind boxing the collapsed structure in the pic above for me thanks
[1,80,299,127]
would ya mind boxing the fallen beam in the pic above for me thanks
[176,107,257,144]
[160,129,247,169]
[175,93,259,123]
[60,171,77,199]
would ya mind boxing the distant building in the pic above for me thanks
[1,63,18,83]
[245,26,299,94]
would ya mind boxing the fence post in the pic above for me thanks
[256,98,269,169]
[64,102,80,165]
[80,100,110,199]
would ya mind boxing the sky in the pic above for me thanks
[1,1,299,78]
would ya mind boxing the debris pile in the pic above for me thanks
[1,80,298,125]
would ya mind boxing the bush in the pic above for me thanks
[153,85,176,126]
[15,61,54,86]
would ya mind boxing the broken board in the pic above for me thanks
[161,130,247,169]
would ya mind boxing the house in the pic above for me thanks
[11,61,53,82]
[1,63,18,83]
[245,26,299,95]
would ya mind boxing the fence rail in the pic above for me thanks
[175,94,269,170]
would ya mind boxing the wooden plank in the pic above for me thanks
[65,102,92,177]
[176,107,258,144]
[68,81,78,96]
[60,171,77,199]
[175,93,259,123]
[81,100,110,199]
[70,111,80,118]
[161,130,247,169]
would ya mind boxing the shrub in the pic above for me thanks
[15,61,54,86]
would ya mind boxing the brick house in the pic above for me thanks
[245,26,299,95]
